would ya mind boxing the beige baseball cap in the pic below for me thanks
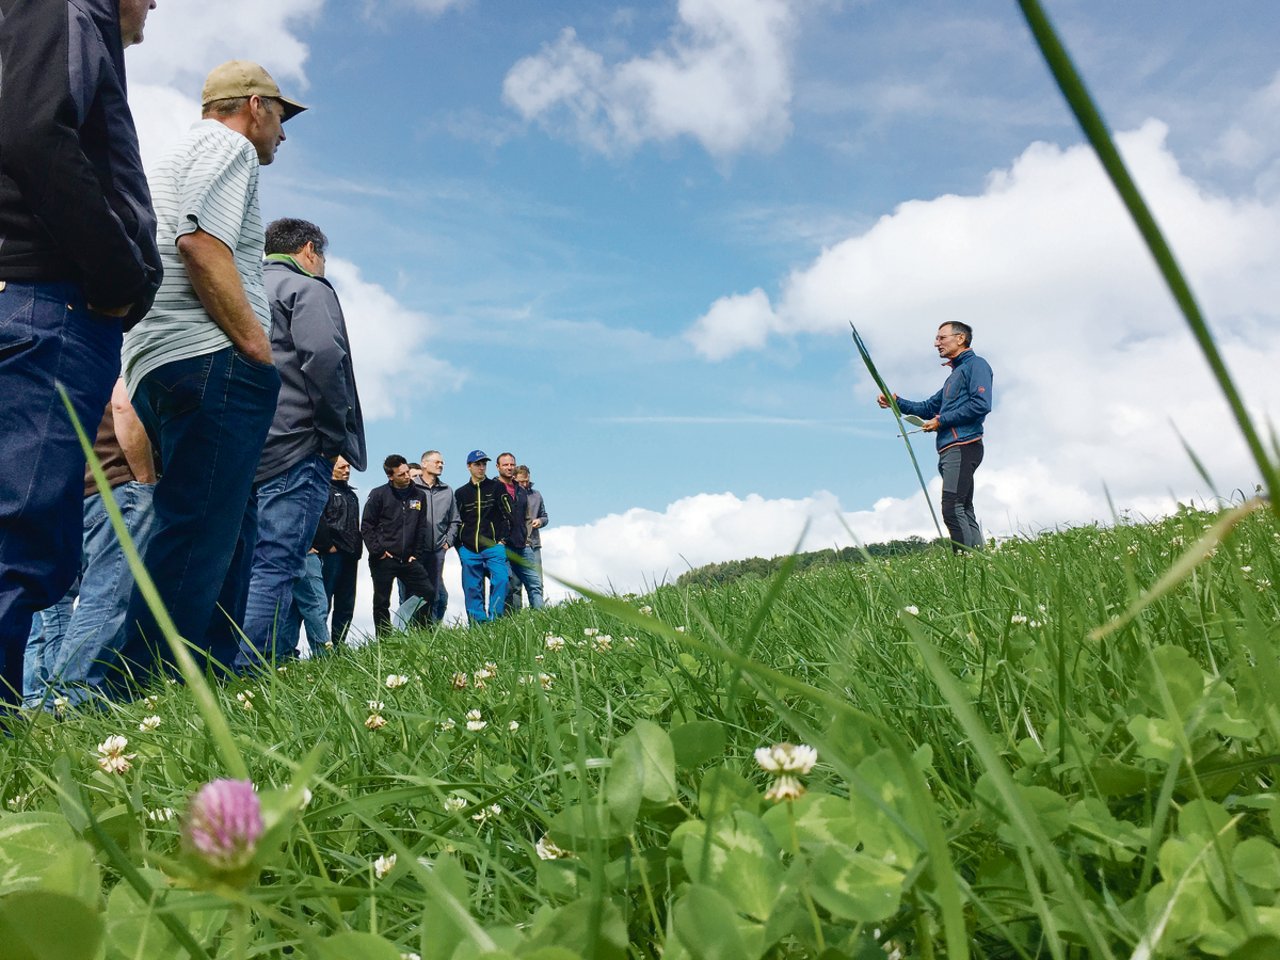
[201,60,308,121]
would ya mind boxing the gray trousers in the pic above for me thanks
[939,441,984,551]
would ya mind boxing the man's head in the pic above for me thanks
[384,454,410,489]
[497,452,517,483]
[332,455,350,483]
[515,465,531,489]
[201,61,306,165]
[935,322,973,360]
[119,0,156,47]
[265,219,327,277]
[421,450,444,482]
[408,464,423,482]
[466,449,490,482]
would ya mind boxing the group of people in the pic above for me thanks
[0,1,374,709]
[308,449,549,651]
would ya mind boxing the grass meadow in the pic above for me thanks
[2,499,1278,959]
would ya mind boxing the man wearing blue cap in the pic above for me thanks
[454,451,513,623]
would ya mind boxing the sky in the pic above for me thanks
[122,0,1280,622]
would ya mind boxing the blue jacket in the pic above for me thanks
[896,349,993,453]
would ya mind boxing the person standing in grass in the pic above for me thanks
[114,61,305,687]
[319,456,362,646]
[0,0,163,704]
[455,451,512,623]
[511,464,548,610]
[496,452,542,612]
[414,450,460,623]
[361,455,436,635]
[878,321,993,552]
[239,218,365,670]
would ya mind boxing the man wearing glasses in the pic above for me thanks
[878,322,993,552]
[114,61,306,687]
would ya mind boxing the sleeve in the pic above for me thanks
[0,6,157,311]
[360,490,383,557]
[937,359,993,428]
[445,495,461,547]
[175,136,258,253]
[536,494,549,529]
[496,485,513,543]
[416,494,433,558]
[895,387,944,419]
[289,280,354,458]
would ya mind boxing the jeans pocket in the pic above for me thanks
[232,347,276,374]
[0,284,36,363]
[147,353,214,420]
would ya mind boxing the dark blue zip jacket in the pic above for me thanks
[896,349,993,453]
[0,0,161,326]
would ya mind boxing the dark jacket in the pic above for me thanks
[525,485,549,549]
[896,349,993,453]
[362,483,430,561]
[412,477,461,552]
[0,0,162,326]
[319,479,362,557]
[256,257,366,483]
[501,479,530,550]
[455,476,512,552]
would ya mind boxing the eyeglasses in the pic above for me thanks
[934,333,961,342]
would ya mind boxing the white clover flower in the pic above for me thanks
[7,793,31,811]
[754,742,818,776]
[443,795,467,813]
[142,695,160,709]
[583,627,599,637]
[535,835,572,860]
[764,775,806,803]
[592,634,612,652]
[622,636,637,647]
[373,853,397,879]
[403,953,422,960]
[95,735,136,774]
[472,675,487,690]
[365,713,388,731]
[465,709,487,732]
[147,807,176,823]
[901,605,919,617]
[138,715,162,732]
[299,787,313,809]
[276,665,288,674]
[538,672,554,690]
[1010,614,1028,625]
[638,605,653,615]
[1240,565,1253,574]
[534,654,544,662]
[385,674,410,689]
[508,720,520,732]
[545,635,565,652]
[675,626,686,633]
[439,717,456,731]
[488,803,501,817]
[474,667,493,682]
[450,672,468,689]
[52,696,69,715]
[368,700,385,712]
[483,661,498,675]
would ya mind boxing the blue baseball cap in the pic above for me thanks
[466,449,490,464]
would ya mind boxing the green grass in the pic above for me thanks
[3,501,1278,959]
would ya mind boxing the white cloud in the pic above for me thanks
[503,0,799,157]
[325,258,465,422]
[684,117,1280,538]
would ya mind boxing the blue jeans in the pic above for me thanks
[114,346,280,689]
[238,454,331,670]
[320,550,358,645]
[458,544,508,623]
[506,545,544,611]
[50,481,155,704]
[0,281,121,704]
[22,582,77,707]
[291,552,330,656]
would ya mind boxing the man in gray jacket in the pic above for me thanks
[413,450,460,622]
[239,219,365,668]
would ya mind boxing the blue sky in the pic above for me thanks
[126,0,1280,603]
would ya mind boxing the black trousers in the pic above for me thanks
[321,550,359,644]
[938,440,984,552]
[370,556,437,635]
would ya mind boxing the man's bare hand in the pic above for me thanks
[236,328,274,366]
[922,417,940,433]
[877,393,897,409]
[88,302,132,318]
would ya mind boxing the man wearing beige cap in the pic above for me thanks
[113,61,306,689]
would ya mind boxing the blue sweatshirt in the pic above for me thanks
[896,349,993,453]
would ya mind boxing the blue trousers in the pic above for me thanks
[0,281,121,704]
[292,552,330,656]
[458,544,508,623]
[114,346,279,689]
[239,454,330,670]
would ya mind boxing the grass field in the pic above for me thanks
[2,498,1277,960]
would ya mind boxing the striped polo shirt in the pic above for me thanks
[122,120,269,394]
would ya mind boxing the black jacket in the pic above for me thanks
[0,0,162,325]
[501,480,529,550]
[318,479,361,557]
[361,483,430,561]
[455,476,512,552]
[256,258,366,483]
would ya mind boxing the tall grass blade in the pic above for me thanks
[1015,0,1280,509]
[850,323,946,541]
